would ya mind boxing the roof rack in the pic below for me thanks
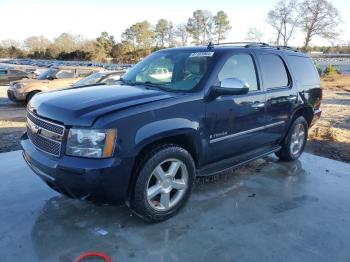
[207,42,299,52]
[275,45,299,52]
[207,42,270,49]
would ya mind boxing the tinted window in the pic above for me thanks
[218,54,258,91]
[287,56,319,86]
[37,68,57,80]
[259,54,289,89]
[0,70,7,76]
[56,70,75,79]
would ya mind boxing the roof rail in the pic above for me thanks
[207,42,270,49]
[275,45,299,52]
[207,42,299,52]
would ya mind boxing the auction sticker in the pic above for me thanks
[189,52,214,57]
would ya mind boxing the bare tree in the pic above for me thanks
[267,0,301,46]
[245,27,264,42]
[300,0,342,50]
[175,24,188,46]
[24,36,51,53]
[0,39,21,49]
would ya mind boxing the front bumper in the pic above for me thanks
[21,133,133,203]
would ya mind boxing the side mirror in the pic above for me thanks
[214,78,249,96]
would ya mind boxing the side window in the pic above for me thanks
[218,54,258,91]
[77,69,93,78]
[0,70,8,76]
[136,56,174,83]
[259,54,289,89]
[287,56,319,86]
[56,70,75,79]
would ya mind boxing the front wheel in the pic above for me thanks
[276,116,308,161]
[130,145,195,223]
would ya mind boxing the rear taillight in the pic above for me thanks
[315,89,322,109]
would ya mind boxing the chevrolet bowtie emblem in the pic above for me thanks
[28,120,41,135]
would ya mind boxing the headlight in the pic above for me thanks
[14,82,25,89]
[66,128,116,158]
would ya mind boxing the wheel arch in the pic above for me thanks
[126,129,202,204]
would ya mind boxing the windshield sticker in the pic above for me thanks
[189,52,214,57]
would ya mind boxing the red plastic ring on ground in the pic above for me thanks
[74,251,112,262]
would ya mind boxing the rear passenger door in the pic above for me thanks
[256,52,297,144]
[206,51,269,162]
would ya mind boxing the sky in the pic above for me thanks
[0,0,349,47]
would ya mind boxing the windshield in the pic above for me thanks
[73,72,107,87]
[37,68,57,80]
[122,50,214,92]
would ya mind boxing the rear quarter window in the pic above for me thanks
[287,56,320,86]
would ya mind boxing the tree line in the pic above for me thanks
[0,10,231,63]
[0,0,345,63]
[246,0,342,50]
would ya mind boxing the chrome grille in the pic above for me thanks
[27,110,64,135]
[26,110,65,157]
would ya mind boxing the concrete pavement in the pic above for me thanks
[0,150,349,262]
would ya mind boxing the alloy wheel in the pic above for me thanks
[146,158,189,211]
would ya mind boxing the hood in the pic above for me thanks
[28,84,175,126]
[11,78,50,86]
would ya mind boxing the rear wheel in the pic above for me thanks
[130,145,195,223]
[275,116,308,161]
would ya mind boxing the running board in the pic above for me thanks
[197,146,281,177]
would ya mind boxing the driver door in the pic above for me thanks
[205,51,269,163]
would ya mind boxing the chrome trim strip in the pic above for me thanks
[264,121,286,129]
[209,121,285,144]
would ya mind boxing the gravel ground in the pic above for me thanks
[306,75,350,162]
[0,86,26,153]
[0,75,349,162]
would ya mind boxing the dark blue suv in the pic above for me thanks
[21,43,322,222]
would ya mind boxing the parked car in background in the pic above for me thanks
[7,66,103,103]
[73,70,126,88]
[0,68,30,85]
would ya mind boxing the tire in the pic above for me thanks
[275,116,308,161]
[26,91,39,104]
[130,144,196,223]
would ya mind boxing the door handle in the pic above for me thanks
[251,102,265,108]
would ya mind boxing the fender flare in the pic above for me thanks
[134,118,201,157]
